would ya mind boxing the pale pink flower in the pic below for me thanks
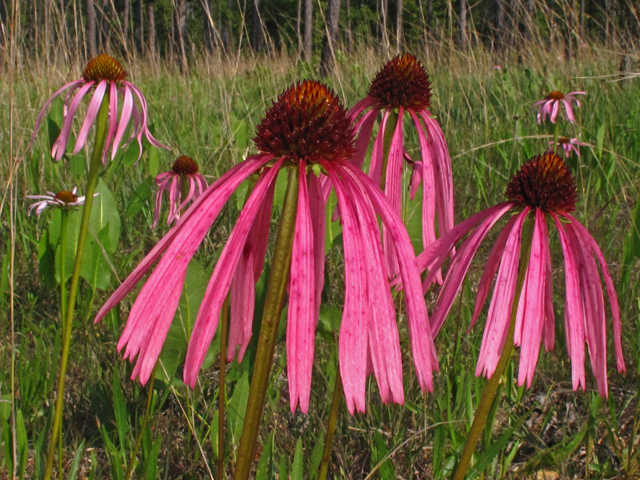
[535,90,586,124]
[26,187,98,216]
[417,152,625,396]
[153,156,208,227]
[349,54,454,275]
[32,54,168,163]
[95,81,437,414]
[550,136,587,158]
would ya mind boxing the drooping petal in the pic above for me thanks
[342,170,403,405]
[383,108,405,277]
[369,110,390,188]
[287,163,316,413]
[542,223,555,352]
[111,86,134,160]
[476,209,529,379]
[347,96,378,121]
[184,159,285,387]
[51,82,95,160]
[95,155,272,325]
[73,80,108,154]
[351,109,378,170]
[308,173,326,320]
[31,80,84,148]
[102,82,119,163]
[516,209,547,388]
[323,162,367,414]
[551,213,585,390]
[338,160,438,393]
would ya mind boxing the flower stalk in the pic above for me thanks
[59,210,69,331]
[44,92,111,480]
[451,214,535,480]
[218,296,230,480]
[318,371,343,480]
[233,166,300,480]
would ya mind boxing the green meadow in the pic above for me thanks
[2,46,640,478]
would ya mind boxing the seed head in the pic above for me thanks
[505,152,577,212]
[172,156,199,176]
[546,91,565,101]
[83,54,128,83]
[254,81,355,163]
[368,54,431,110]
[55,190,79,204]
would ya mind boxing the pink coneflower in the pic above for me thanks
[349,54,454,272]
[26,187,97,216]
[153,156,208,227]
[550,136,587,158]
[535,90,586,124]
[417,152,625,396]
[32,54,168,162]
[95,81,436,414]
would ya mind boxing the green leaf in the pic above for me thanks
[37,233,56,289]
[68,154,87,182]
[126,177,153,218]
[291,437,303,480]
[629,193,640,258]
[255,430,276,480]
[121,141,141,166]
[316,305,342,340]
[68,440,86,480]
[227,372,250,443]
[371,431,395,480]
[47,98,64,153]
[143,435,162,479]
[90,179,121,253]
[16,409,28,478]
[148,145,160,177]
[233,119,249,150]
[308,431,324,480]
[100,425,125,480]
[112,369,128,454]
[596,123,605,158]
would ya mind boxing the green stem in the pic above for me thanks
[218,296,230,480]
[124,363,159,480]
[43,91,111,480]
[451,213,535,480]
[233,167,300,480]
[59,210,69,329]
[318,371,343,480]
[552,122,560,156]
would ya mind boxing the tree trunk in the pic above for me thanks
[458,0,467,49]
[123,0,130,54]
[495,0,504,48]
[147,0,156,57]
[203,0,215,53]
[579,0,585,41]
[251,0,262,52]
[396,0,403,51]
[319,0,341,76]
[174,0,188,71]
[100,0,111,52]
[221,0,231,52]
[346,0,352,52]
[134,0,143,55]
[381,0,389,52]
[296,0,302,56]
[44,0,51,62]
[86,0,97,57]
[303,0,312,60]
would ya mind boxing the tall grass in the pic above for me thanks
[1,40,640,478]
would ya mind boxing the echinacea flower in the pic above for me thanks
[95,81,437,414]
[26,187,98,216]
[535,90,586,124]
[32,54,168,162]
[417,152,625,396]
[550,136,587,158]
[153,156,208,227]
[349,53,454,274]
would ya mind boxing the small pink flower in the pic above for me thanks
[153,156,208,227]
[349,54,454,276]
[26,187,98,216]
[550,136,587,158]
[535,90,586,124]
[417,152,625,396]
[95,81,437,415]
[32,54,168,163]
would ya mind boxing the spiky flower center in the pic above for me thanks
[254,81,355,163]
[546,90,565,101]
[368,54,431,110]
[83,54,127,83]
[557,136,571,144]
[505,152,577,212]
[172,156,199,176]
[55,190,78,204]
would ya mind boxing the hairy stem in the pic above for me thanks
[43,91,110,480]
[233,167,299,480]
[318,371,343,480]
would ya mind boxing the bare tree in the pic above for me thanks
[87,0,97,57]
[495,0,505,48]
[134,0,143,55]
[147,0,156,57]
[123,0,130,53]
[396,0,403,51]
[346,0,353,52]
[381,0,389,52]
[319,0,341,76]
[251,0,263,52]
[296,0,302,55]
[174,0,188,70]
[303,0,312,60]
[459,0,467,49]
[203,0,215,53]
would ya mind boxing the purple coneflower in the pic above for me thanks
[550,136,587,158]
[32,54,168,162]
[349,53,454,271]
[95,81,437,414]
[153,156,208,227]
[418,152,625,396]
[535,90,586,124]
[26,187,97,216]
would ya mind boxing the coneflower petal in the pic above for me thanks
[308,174,326,321]
[52,82,94,160]
[73,80,108,154]
[111,86,134,160]
[31,79,84,149]
[351,109,378,170]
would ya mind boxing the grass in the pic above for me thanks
[1,43,640,479]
